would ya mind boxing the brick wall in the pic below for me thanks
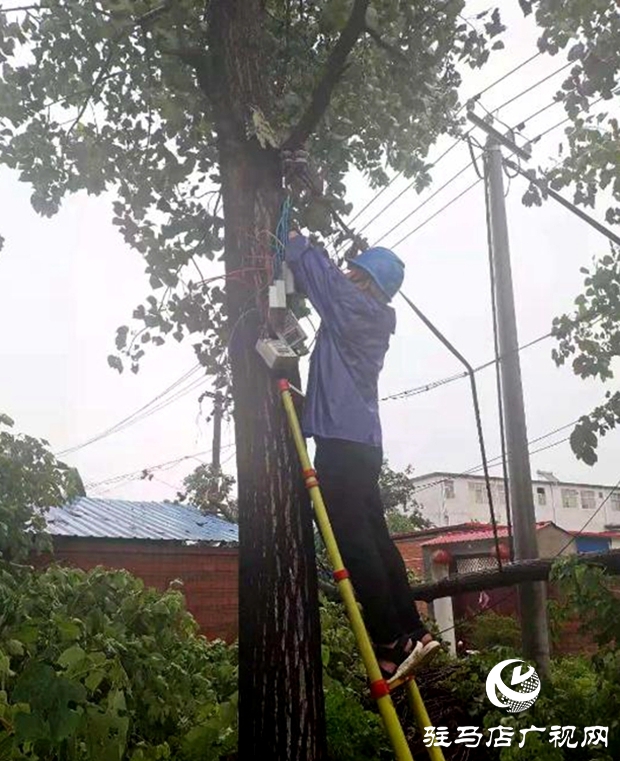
[393,536,426,577]
[393,536,429,618]
[46,537,239,642]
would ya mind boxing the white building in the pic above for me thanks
[410,471,620,534]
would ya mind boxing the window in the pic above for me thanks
[561,488,579,509]
[468,481,488,504]
[610,492,620,512]
[536,487,547,507]
[443,479,455,499]
[581,490,596,510]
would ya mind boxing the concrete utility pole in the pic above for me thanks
[211,391,223,470]
[484,135,551,675]
[199,390,225,469]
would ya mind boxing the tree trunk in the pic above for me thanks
[205,3,327,759]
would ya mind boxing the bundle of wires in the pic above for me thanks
[273,196,292,278]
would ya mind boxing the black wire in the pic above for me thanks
[528,87,619,146]
[467,135,484,180]
[337,51,545,240]
[390,177,482,250]
[410,422,577,498]
[335,56,586,260]
[469,51,543,104]
[372,158,475,246]
[494,60,573,113]
[381,329,552,402]
[514,97,564,132]
[399,292,503,570]
[340,137,466,250]
[56,363,204,456]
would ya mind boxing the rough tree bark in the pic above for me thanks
[203,2,327,758]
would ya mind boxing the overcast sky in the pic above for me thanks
[1,1,619,508]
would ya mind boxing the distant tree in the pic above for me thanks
[178,462,238,523]
[0,413,85,563]
[379,460,430,534]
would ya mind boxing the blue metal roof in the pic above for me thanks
[45,497,238,544]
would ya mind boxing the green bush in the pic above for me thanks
[460,610,522,651]
[0,565,237,760]
[324,680,389,761]
[439,648,618,761]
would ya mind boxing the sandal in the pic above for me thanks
[376,637,442,685]
[375,634,422,682]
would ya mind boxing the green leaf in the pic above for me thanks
[14,711,49,742]
[58,644,86,669]
[5,640,24,657]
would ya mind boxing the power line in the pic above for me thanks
[526,88,619,147]
[57,363,206,456]
[371,159,475,247]
[330,60,579,264]
[335,50,547,241]
[382,331,551,402]
[383,79,608,256]
[390,176,482,250]
[355,140,465,241]
[411,420,578,499]
[493,60,573,113]
[514,97,563,131]
[86,442,236,490]
[469,51,543,103]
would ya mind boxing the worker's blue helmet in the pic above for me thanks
[350,247,405,301]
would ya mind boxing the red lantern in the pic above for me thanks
[494,543,510,561]
[432,549,452,566]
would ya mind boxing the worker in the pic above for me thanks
[285,230,440,683]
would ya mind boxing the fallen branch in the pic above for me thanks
[410,549,620,602]
[318,549,620,603]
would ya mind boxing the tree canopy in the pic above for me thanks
[0,413,85,563]
[0,0,505,377]
[178,462,238,523]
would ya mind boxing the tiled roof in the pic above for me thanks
[421,522,554,547]
[45,497,238,544]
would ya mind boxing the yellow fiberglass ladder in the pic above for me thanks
[278,379,445,761]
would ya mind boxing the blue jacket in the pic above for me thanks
[285,236,395,448]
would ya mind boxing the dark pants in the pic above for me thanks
[314,437,428,645]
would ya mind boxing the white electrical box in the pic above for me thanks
[256,338,299,372]
[268,280,287,310]
[282,262,296,295]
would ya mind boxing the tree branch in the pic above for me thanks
[364,25,409,64]
[318,549,620,603]
[283,0,370,150]
[67,44,116,134]
[410,549,620,602]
